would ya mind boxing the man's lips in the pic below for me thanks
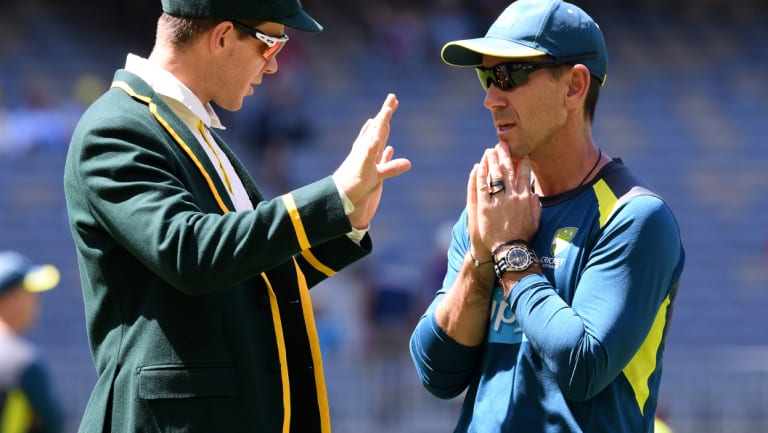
[496,122,516,132]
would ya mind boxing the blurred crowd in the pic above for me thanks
[1,0,767,432]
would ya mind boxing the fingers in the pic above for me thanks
[357,118,372,138]
[516,156,533,194]
[466,164,479,239]
[485,148,503,184]
[365,95,397,160]
[376,144,411,179]
[377,157,411,179]
[496,142,515,187]
[467,164,479,205]
[476,154,491,202]
[363,96,411,181]
[337,94,402,202]
[354,94,397,153]
[377,143,410,178]
[371,94,398,141]
[481,148,508,196]
[488,144,533,195]
[379,93,399,120]
[473,145,540,246]
[379,145,394,164]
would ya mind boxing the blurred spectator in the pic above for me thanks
[0,75,79,157]
[0,251,63,433]
[655,417,674,433]
[655,402,675,433]
[1,77,58,155]
[419,220,454,315]
[363,1,430,65]
[358,254,421,425]
[764,235,768,264]
[71,74,108,110]
[425,0,477,62]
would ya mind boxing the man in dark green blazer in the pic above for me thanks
[63,1,411,432]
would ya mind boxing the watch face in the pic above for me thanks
[506,247,531,270]
[494,244,537,277]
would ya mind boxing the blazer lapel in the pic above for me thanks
[208,128,264,204]
[113,70,236,213]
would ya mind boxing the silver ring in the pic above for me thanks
[489,179,505,188]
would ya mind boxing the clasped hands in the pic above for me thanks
[332,94,412,230]
[467,143,542,267]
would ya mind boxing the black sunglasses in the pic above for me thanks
[475,53,598,92]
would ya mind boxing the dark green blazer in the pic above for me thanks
[64,70,370,433]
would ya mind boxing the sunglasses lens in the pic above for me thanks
[475,63,540,92]
[476,65,517,92]
[263,41,286,60]
[495,66,512,90]
[476,69,493,91]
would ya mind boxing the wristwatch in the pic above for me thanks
[492,242,538,278]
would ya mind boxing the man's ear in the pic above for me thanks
[564,64,590,109]
[209,21,235,53]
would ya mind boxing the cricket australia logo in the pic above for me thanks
[541,227,578,270]
[551,227,578,255]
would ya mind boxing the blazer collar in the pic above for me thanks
[124,54,224,129]
[111,69,238,212]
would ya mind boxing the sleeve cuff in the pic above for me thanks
[334,178,355,216]
[333,176,370,244]
[346,226,369,244]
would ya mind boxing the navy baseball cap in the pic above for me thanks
[441,0,607,85]
[161,0,323,32]
[0,251,60,296]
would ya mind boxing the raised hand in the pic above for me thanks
[474,143,541,252]
[466,164,491,264]
[332,94,411,229]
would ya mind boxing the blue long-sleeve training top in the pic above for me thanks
[410,159,685,433]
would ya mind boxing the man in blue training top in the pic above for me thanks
[0,251,63,433]
[409,1,685,432]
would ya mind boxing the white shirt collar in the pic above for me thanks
[124,53,225,130]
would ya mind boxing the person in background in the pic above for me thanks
[0,251,63,433]
[654,417,674,433]
[409,1,685,432]
[654,403,675,433]
[63,0,410,432]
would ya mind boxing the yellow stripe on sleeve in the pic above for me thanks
[300,250,336,277]
[281,194,311,250]
[622,295,671,414]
